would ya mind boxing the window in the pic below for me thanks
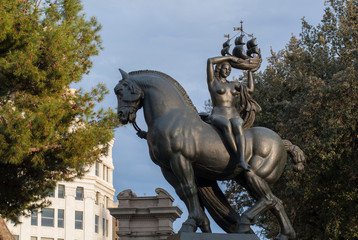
[58,185,65,198]
[102,218,106,236]
[58,209,64,228]
[75,211,83,229]
[14,236,19,240]
[75,187,84,200]
[48,189,54,198]
[95,192,99,205]
[106,219,108,237]
[31,237,37,240]
[106,167,109,182]
[95,162,99,176]
[102,165,106,180]
[41,238,54,240]
[41,208,54,227]
[31,211,38,226]
[95,215,99,233]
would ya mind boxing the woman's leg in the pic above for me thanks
[210,115,249,171]
[230,118,250,171]
[210,115,237,153]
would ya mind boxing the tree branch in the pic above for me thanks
[28,144,62,153]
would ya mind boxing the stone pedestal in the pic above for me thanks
[167,232,260,240]
[109,188,182,240]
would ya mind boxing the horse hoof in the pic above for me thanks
[275,233,294,240]
[179,219,197,232]
[276,229,296,240]
[199,222,211,233]
[236,224,251,234]
[198,212,211,233]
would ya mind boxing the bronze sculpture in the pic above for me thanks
[114,28,305,240]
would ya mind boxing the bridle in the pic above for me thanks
[118,103,146,139]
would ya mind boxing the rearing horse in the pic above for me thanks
[114,69,304,240]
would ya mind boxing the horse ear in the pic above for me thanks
[119,68,129,80]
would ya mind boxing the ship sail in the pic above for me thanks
[246,38,260,56]
[221,39,231,56]
[233,34,249,59]
[235,34,245,45]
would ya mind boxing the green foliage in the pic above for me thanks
[0,0,117,221]
[225,0,357,239]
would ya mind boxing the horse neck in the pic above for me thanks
[132,73,196,126]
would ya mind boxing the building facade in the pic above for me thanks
[7,140,116,240]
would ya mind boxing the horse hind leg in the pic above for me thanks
[238,171,295,239]
[236,171,275,232]
[167,154,211,233]
[269,201,296,240]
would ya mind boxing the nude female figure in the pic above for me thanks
[207,55,258,172]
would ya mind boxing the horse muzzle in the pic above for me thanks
[118,107,137,125]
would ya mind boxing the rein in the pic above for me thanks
[132,121,141,132]
[132,121,147,140]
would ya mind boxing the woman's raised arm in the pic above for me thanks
[207,56,239,86]
[247,71,254,93]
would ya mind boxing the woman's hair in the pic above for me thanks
[214,61,231,77]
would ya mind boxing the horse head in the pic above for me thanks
[114,69,144,125]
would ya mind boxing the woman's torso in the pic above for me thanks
[209,78,241,119]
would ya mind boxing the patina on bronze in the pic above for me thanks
[114,29,305,240]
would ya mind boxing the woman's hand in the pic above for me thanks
[249,56,262,72]
[249,60,261,72]
[230,55,260,71]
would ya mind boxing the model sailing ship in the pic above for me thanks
[220,22,261,69]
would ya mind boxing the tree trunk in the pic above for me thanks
[0,217,14,240]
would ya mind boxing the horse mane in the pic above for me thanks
[129,70,199,114]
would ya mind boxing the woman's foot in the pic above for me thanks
[237,160,250,171]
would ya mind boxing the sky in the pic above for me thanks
[78,0,326,236]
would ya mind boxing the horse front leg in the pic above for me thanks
[169,153,210,233]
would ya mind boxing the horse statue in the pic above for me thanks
[114,69,305,240]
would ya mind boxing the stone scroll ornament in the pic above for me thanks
[114,23,305,240]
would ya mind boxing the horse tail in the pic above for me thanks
[282,140,305,172]
[196,177,240,233]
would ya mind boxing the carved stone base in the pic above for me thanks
[167,232,260,240]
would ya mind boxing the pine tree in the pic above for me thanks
[0,0,117,232]
[225,0,357,239]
